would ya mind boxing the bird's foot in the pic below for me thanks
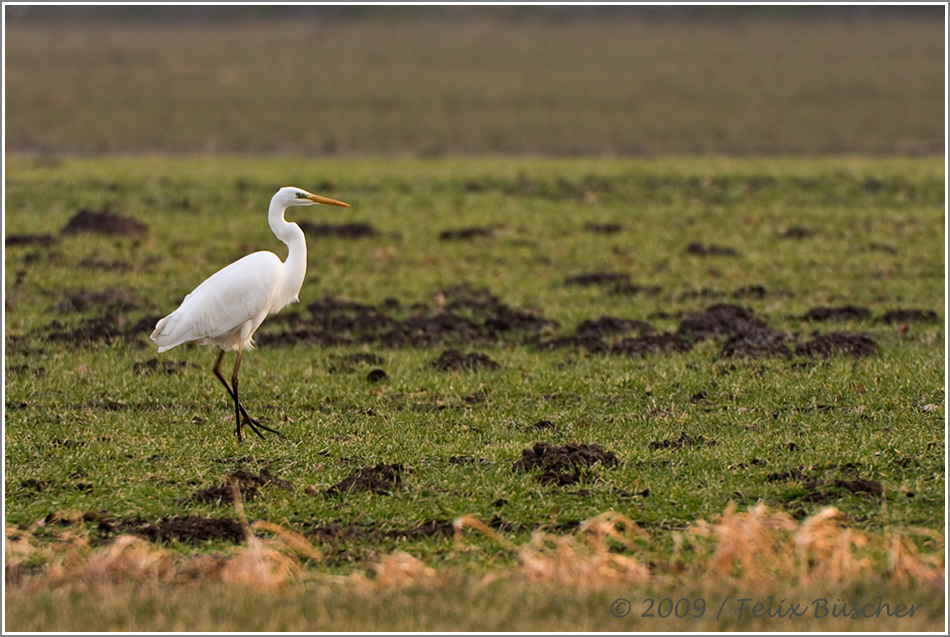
[243,416,280,440]
[237,409,280,442]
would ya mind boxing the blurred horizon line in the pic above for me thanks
[5,4,945,25]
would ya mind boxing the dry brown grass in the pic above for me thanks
[7,501,943,595]
[6,498,945,631]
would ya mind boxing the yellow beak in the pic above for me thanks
[307,193,350,208]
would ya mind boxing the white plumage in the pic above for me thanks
[151,186,350,441]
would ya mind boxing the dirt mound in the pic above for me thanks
[308,297,396,337]
[575,316,654,338]
[132,358,197,375]
[677,304,769,341]
[47,313,131,346]
[305,519,456,543]
[61,207,149,238]
[325,463,404,495]
[45,312,161,348]
[796,332,878,358]
[720,330,793,359]
[380,312,485,347]
[54,287,144,314]
[262,287,555,349]
[5,233,58,247]
[802,306,872,322]
[366,368,388,382]
[880,309,939,324]
[185,469,294,506]
[535,330,690,357]
[298,221,379,238]
[611,333,692,357]
[513,442,619,485]
[610,282,663,296]
[583,222,622,234]
[227,468,294,491]
[441,284,558,337]
[429,349,500,371]
[115,515,244,545]
[800,478,884,504]
[536,334,612,353]
[648,431,717,450]
[564,272,631,288]
[685,242,738,257]
[439,226,496,241]
[781,226,814,239]
[186,485,256,505]
[732,285,768,299]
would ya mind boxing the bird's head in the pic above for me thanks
[275,186,350,209]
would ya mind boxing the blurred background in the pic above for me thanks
[4,4,945,156]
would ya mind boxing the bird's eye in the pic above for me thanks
[295,192,307,199]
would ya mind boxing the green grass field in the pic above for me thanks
[4,155,945,630]
[5,8,945,155]
[3,7,947,632]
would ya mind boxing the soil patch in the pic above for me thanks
[536,334,611,353]
[685,242,739,257]
[111,515,245,545]
[720,330,793,359]
[366,368,388,382]
[309,297,397,338]
[325,463,404,495]
[186,485,256,506]
[648,431,717,450]
[54,287,145,314]
[448,455,491,466]
[439,226,495,241]
[781,226,814,239]
[305,519,456,543]
[261,287,556,349]
[802,306,872,322]
[564,272,631,288]
[880,309,940,324]
[796,332,878,358]
[298,221,379,238]
[677,304,769,341]
[583,222,622,234]
[133,358,198,375]
[5,233,58,247]
[611,333,692,357]
[732,285,769,299]
[381,312,485,347]
[575,316,654,339]
[801,478,884,504]
[61,207,149,238]
[512,441,619,485]
[429,349,500,372]
[6,364,47,377]
[45,312,162,348]
[78,257,135,272]
[184,469,294,506]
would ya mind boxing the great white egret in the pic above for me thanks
[151,186,350,442]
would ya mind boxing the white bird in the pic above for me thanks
[151,186,350,442]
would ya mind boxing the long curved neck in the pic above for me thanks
[268,198,307,301]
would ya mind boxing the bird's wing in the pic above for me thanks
[152,251,284,350]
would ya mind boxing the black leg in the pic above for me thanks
[211,350,279,442]
[232,350,244,441]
